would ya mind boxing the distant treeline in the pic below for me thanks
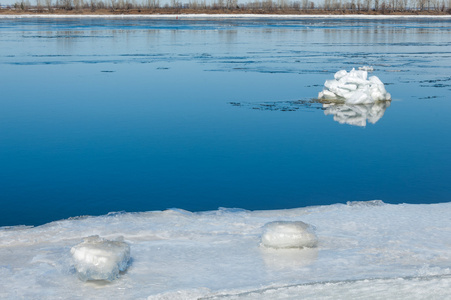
[2,0,450,14]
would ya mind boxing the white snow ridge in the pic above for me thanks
[71,235,130,281]
[318,68,391,104]
[261,221,318,249]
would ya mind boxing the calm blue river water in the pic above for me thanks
[0,16,450,226]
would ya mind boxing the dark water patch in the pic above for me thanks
[119,53,165,57]
[22,35,96,39]
[257,70,294,74]
[229,99,392,127]
[430,83,451,88]
[420,77,451,84]
[6,59,133,66]
[222,60,258,64]
[7,61,68,65]
[418,96,442,100]
[195,53,213,58]
[228,99,325,112]
[31,54,72,58]
[419,77,451,88]
[78,59,128,64]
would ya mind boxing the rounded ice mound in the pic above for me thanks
[71,235,130,282]
[318,68,391,104]
[261,221,318,249]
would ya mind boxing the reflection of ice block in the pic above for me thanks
[261,221,318,249]
[261,247,318,270]
[318,68,391,104]
[71,235,130,281]
[323,101,391,127]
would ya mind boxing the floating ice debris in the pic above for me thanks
[228,99,323,111]
[261,221,318,249]
[318,68,391,104]
[358,66,374,72]
[71,235,130,282]
[323,101,391,127]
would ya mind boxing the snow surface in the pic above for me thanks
[318,68,391,104]
[1,202,451,299]
[71,235,130,281]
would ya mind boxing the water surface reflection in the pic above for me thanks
[323,102,391,127]
[229,99,391,127]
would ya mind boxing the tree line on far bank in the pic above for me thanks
[3,0,450,14]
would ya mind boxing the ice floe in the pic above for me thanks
[318,68,391,104]
[71,235,130,282]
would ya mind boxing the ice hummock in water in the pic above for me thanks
[261,221,317,249]
[71,235,130,281]
[318,68,391,104]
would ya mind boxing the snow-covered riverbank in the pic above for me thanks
[1,201,450,299]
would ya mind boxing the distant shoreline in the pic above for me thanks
[1,13,450,19]
[1,6,450,18]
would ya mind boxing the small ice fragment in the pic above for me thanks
[359,66,374,72]
[261,221,318,249]
[71,235,130,282]
[318,68,391,104]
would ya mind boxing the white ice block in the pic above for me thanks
[261,221,318,249]
[71,235,130,281]
[318,68,391,104]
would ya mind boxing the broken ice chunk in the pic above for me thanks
[71,235,130,282]
[261,221,318,249]
[318,68,391,104]
[359,65,374,72]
